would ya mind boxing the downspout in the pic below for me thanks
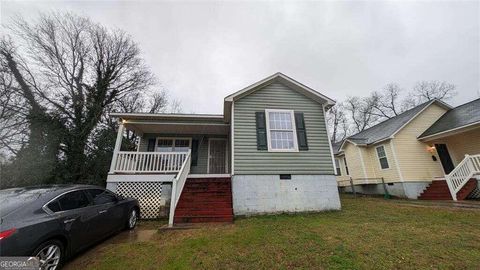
[230,101,235,175]
[323,104,337,175]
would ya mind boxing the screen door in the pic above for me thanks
[208,139,227,174]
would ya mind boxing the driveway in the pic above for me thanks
[63,221,162,270]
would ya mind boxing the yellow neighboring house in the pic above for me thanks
[333,98,480,200]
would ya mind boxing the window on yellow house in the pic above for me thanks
[334,159,341,176]
[376,145,390,169]
[344,157,350,175]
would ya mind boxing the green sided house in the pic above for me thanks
[106,73,341,226]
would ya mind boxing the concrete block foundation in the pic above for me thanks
[231,175,341,216]
[340,181,431,199]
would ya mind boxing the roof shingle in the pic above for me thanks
[346,100,440,145]
[419,98,480,139]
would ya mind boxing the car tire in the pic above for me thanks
[33,239,64,270]
[126,208,138,230]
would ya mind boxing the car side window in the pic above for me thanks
[86,189,117,205]
[58,190,90,211]
[46,200,62,213]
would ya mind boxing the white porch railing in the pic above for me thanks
[112,151,189,173]
[168,150,191,226]
[445,154,480,201]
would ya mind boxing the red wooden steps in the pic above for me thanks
[174,177,234,224]
[419,179,477,200]
[457,179,478,200]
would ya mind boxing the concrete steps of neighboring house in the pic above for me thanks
[174,177,233,224]
[419,179,477,200]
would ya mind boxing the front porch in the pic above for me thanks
[106,113,233,226]
[419,127,480,201]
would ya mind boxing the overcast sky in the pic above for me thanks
[2,0,479,114]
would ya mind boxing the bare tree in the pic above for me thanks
[412,80,457,103]
[115,90,168,114]
[148,91,169,113]
[370,83,404,119]
[326,102,349,143]
[327,80,457,140]
[345,96,379,133]
[1,12,155,182]
[0,37,53,158]
[169,99,183,113]
[104,89,171,150]
[0,62,28,155]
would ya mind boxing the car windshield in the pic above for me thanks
[0,187,59,218]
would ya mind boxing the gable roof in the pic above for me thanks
[223,72,336,122]
[418,98,480,140]
[111,73,335,124]
[341,99,451,147]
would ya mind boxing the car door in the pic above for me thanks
[54,190,99,251]
[85,189,125,235]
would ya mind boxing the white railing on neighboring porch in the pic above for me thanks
[445,154,480,201]
[112,151,189,173]
[168,150,191,227]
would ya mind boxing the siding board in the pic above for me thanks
[233,82,334,175]
[394,104,448,181]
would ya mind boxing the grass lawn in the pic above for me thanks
[67,196,480,270]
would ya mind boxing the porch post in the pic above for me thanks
[168,180,177,227]
[109,122,125,173]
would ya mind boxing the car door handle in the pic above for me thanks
[98,210,107,214]
[63,218,76,224]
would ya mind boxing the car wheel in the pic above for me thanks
[34,239,64,270]
[126,208,138,230]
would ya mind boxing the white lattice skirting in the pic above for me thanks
[116,181,164,219]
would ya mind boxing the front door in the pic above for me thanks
[208,139,227,174]
[435,144,455,174]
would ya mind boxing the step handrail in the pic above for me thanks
[168,149,191,227]
[445,154,480,201]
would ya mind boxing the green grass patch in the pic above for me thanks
[66,196,480,270]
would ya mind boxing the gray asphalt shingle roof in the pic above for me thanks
[332,141,343,155]
[419,98,480,139]
[345,100,437,145]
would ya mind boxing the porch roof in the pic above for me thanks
[110,113,230,135]
[418,98,480,140]
[110,112,224,122]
